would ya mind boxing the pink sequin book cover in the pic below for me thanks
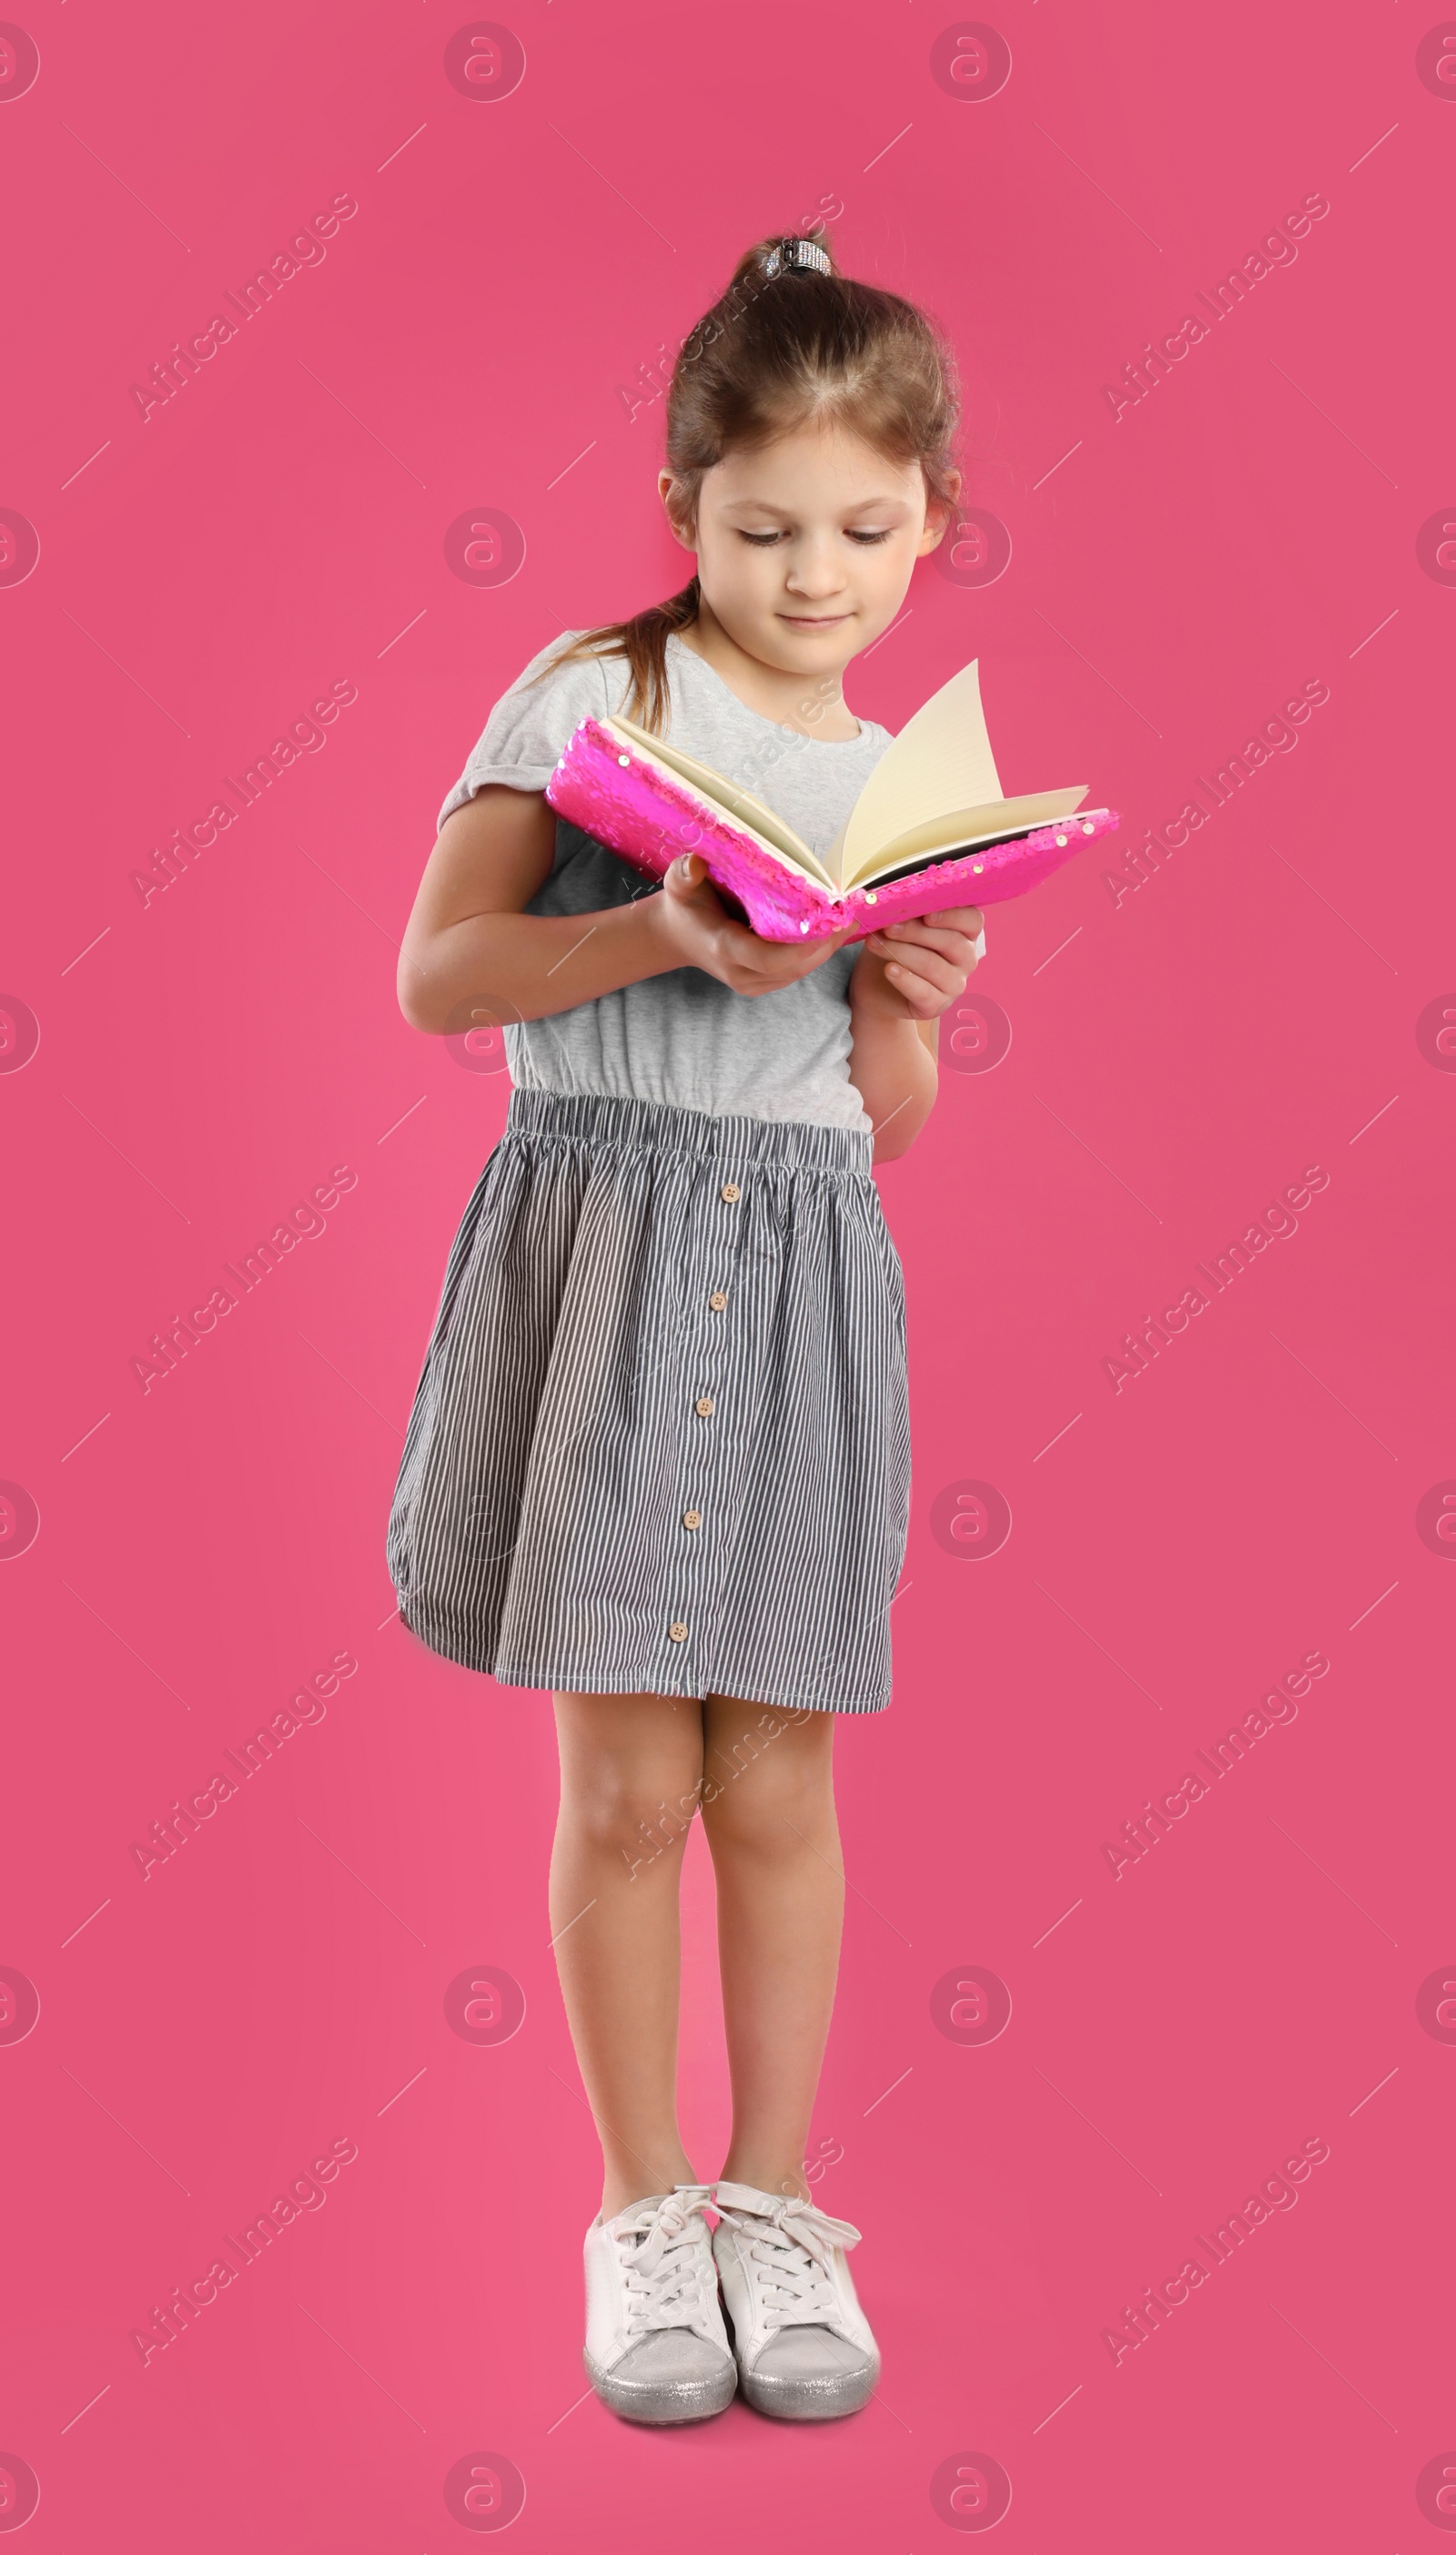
[544,657,1120,944]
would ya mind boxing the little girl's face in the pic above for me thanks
[662,420,957,678]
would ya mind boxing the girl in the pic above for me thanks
[389,231,982,2426]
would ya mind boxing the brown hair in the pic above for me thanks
[527,230,962,734]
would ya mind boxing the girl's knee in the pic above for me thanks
[573,1769,711,1868]
[555,1694,705,1860]
[700,1707,835,1850]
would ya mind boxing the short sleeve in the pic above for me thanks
[436,633,615,834]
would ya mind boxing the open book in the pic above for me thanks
[543,657,1119,943]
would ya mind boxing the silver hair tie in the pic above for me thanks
[762,236,831,279]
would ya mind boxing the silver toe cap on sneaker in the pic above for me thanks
[585,2330,737,2426]
[740,2326,879,2420]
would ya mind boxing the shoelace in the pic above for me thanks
[613,2188,718,2336]
[713,2184,864,2333]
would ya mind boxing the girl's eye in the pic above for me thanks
[734,528,895,547]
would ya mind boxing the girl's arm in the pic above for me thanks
[398,796,857,1032]
[847,909,983,1163]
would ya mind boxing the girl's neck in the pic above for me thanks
[674,600,863,741]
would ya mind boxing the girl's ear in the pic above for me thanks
[657,470,696,551]
[917,467,963,555]
[919,470,966,554]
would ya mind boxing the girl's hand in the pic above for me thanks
[646,852,857,995]
[852,905,985,1022]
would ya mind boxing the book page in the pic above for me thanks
[603,715,835,889]
[854,786,1088,887]
[836,660,1007,886]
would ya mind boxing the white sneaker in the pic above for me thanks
[712,2180,880,2419]
[582,2185,737,2424]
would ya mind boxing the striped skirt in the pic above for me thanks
[386,1087,911,1713]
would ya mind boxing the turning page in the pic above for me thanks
[833,659,1006,886]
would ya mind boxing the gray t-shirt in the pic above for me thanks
[437,627,895,1131]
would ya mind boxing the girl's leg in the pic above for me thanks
[699,1697,843,2202]
[551,1690,708,2219]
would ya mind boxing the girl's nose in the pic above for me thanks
[783,541,846,597]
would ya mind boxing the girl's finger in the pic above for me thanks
[885,963,943,1016]
[881,906,983,937]
[869,922,980,961]
[919,904,984,933]
[885,951,961,1000]
[879,935,962,980]
[663,851,704,892]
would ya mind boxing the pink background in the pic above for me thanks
[3,0,1453,2544]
